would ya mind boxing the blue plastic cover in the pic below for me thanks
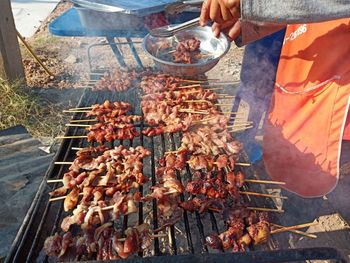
[71,0,179,16]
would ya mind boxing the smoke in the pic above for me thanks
[233,29,285,147]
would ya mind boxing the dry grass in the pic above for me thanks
[0,77,65,137]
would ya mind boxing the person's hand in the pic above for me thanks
[200,0,241,26]
[211,20,241,41]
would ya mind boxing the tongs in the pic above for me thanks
[150,17,200,38]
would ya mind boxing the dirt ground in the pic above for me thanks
[20,0,350,261]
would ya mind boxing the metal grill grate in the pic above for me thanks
[5,61,347,262]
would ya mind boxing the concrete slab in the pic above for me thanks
[11,0,60,38]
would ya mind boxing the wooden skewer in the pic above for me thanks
[229,126,253,133]
[177,84,201,89]
[212,162,251,167]
[245,179,286,185]
[271,223,317,239]
[181,79,217,83]
[246,207,284,213]
[72,147,83,151]
[206,87,225,90]
[183,90,203,94]
[177,85,225,91]
[181,100,232,107]
[70,119,97,123]
[235,162,251,166]
[270,222,318,234]
[49,196,66,202]
[227,123,253,128]
[47,179,64,183]
[66,124,91,128]
[69,106,93,110]
[63,110,90,113]
[49,193,83,202]
[55,161,73,165]
[216,103,234,106]
[216,95,235,98]
[179,109,210,115]
[56,135,88,139]
[208,206,284,213]
[239,191,288,200]
[192,115,245,124]
[183,99,209,103]
[229,120,253,124]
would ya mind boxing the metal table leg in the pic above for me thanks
[106,36,127,68]
[126,37,143,68]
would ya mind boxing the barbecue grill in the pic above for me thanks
[5,43,347,263]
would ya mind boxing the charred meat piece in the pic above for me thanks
[206,234,223,249]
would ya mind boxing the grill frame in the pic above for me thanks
[6,87,346,263]
[5,47,347,262]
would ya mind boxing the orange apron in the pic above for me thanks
[263,19,350,197]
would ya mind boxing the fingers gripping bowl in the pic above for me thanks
[142,26,231,76]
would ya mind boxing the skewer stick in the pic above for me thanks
[208,206,284,213]
[49,196,66,202]
[181,100,232,107]
[227,123,253,128]
[238,191,288,200]
[72,147,83,151]
[212,162,251,167]
[229,126,253,132]
[56,135,88,139]
[47,179,64,183]
[177,84,201,89]
[204,81,240,87]
[193,115,244,124]
[245,179,286,185]
[270,222,318,234]
[183,90,203,94]
[229,120,253,124]
[181,79,216,83]
[235,162,251,166]
[206,87,225,90]
[246,207,284,213]
[179,109,210,115]
[270,223,317,239]
[70,119,97,123]
[55,161,73,165]
[63,110,90,113]
[216,95,236,98]
[183,99,209,103]
[66,124,91,128]
[49,193,83,202]
[69,106,93,110]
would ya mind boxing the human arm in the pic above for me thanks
[241,0,350,24]
[200,0,350,45]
